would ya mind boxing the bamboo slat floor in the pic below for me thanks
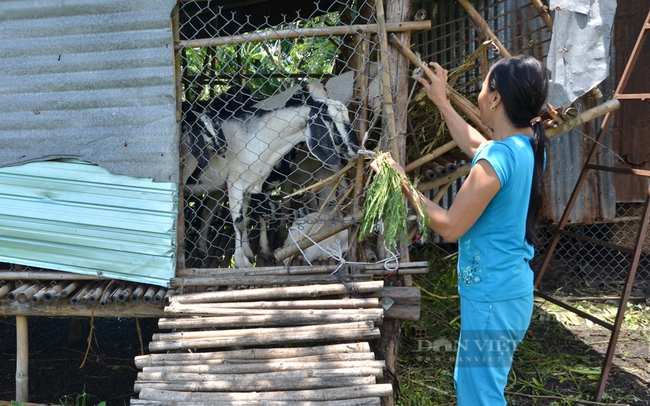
[131,279,393,405]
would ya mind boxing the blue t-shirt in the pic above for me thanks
[457,135,536,302]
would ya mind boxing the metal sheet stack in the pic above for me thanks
[131,269,393,405]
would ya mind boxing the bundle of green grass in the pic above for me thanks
[360,156,429,250]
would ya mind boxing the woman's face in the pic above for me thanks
[477,73,496,126]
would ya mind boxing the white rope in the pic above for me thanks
[287,223,402,275]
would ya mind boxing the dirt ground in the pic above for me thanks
[0,317,161,406]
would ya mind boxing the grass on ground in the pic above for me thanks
[397,245,650,406]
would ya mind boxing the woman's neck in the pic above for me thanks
[491,116,533,141]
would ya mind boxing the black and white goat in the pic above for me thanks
[183,82,359,268]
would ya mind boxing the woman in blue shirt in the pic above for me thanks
[371,55,548,405]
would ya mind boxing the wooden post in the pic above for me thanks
[381,1,414,405]
[15,315,28,403]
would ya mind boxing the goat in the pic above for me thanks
[183,82,359,268]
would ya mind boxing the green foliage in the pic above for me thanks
[58,390,106,406]
[360,159,430,250]
[182,12,340,102]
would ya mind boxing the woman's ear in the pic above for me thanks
[490,91,502,111]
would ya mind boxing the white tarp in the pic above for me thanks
[546,0,617,109]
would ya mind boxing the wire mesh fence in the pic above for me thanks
[176,1,386,269]
[534,204,650,288]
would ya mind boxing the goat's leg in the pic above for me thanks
[227,185,253,268]
[195,191,224,257]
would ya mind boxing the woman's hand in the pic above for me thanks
[418,62,450,108]
[369,152,406,177]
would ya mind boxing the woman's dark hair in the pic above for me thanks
[488,55,548,245]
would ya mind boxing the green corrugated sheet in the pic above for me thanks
[0,160,177,286]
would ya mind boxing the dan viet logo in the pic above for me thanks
[416,331,525,367]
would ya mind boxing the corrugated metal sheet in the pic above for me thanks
[611,0,650,203]
[0,0,179,183]
[0,160,177,286]
[545,120,616,224]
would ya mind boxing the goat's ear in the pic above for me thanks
[185,110,211,167]
[306,111,340,166]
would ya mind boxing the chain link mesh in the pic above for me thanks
[177,1,384,269]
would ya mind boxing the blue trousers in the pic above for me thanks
[454,293,534,406]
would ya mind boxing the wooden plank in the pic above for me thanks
[134,342,371,367]
[134,376,376,393]
[141,360,387,374]
[148,327,381,351]
[137,384,393,402]
[170,281,385,304]
[158,309,384,328]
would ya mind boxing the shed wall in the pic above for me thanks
[0,0,179,183]
[0,160,177,286]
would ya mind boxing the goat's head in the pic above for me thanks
[191,110,227,161]
[293,82,360,166]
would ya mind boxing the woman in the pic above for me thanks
[371,55,548,405]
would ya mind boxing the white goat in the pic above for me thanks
[183,82,359,268]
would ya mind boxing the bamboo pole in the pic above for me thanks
[158,310,383,329]
[531,0,554,32]
[42,283,64,303]
[148,326,381,352]
[99,283,114,307]
[7,284,29,302]
[30,287,48,305]
[138,353,377,369]
[457,0,510,57]
[137,365,381,382]
[135,376,376,393]
[153,321,375,341]
[130,284,148,303]
[15,315,28,403]
[166,298,379,311]
[176,22,430,49]
[374,0,399,157]
[177,264,337,277]
[0,281,15,299]
[137,384,393,402]
[142,360,387,375]
[0,271,106,281]
[417,163,470,193]
[170,280,384,304]
[142,286,157,304]
[546,99,621,137]
[158,287,171,304]
[170,273,370,288]
[135,342,371,367]
[130,398,381,406]
[16,283,40,304]
[89,280,109,303]
[388,34,488,130]
[58,281,80,299]
[70,282,93,305]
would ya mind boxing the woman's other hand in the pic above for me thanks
[418,62,450,107]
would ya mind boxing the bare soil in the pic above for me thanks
[0,317,161,406]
